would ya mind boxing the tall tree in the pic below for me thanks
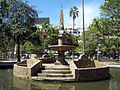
[4,0,38,62]
[100,0,120,37]
[100,0,120,59]
[69,6,79,33]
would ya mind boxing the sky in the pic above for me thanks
[26,0,105,26]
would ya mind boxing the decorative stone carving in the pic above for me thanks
[27,54,38,67]
[75,54,95,68]
[39,54,56,63]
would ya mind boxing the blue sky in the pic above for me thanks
[27,0,105,26]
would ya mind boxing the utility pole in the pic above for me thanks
[82,0,85,54]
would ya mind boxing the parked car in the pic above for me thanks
[102,56,108,59]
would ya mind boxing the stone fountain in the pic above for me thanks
[13,8,110,82]
[49,8,74,65]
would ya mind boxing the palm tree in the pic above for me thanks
[69,6,79,34]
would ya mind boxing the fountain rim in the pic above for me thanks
[49,45,74,52]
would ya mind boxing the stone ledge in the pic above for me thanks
[31,76,75,83]
[70,61,110,82]
[14,60,42,79]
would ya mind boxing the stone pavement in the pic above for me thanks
[96,61,120,69]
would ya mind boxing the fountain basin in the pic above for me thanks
[49,45,74,52]
[70,60,110,82]
[49,45,74,65]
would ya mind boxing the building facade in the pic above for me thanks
[34,17,49,28]
[64,25,88,36]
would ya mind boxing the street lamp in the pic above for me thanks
[96,33,103,61]
[97,44,101,61]
[82,0,85,54]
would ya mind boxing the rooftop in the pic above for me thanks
[34,18,49,24]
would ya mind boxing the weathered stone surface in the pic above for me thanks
[27,54,38,67]
[75,54,95,68]
[34,64,74,82]
[14,54,42,79]
[39,54,56,63]
[14,60,42,79]
[70,61,110,82]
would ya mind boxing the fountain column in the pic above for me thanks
[57,33,67,65]
[57,8,67,65]
[49,8,74,65]
[58,35,64,46]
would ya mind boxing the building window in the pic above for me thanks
[74,32,77,33]
[64,28,67,30]
[77,28,81,30]
[69,28,72,30]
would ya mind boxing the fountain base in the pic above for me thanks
[55,60,68,65]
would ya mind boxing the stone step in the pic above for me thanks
[38,73,73,77]
[31,76,75,82]
[45,67,70,70]
[42,70,71,74]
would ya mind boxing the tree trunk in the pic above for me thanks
[17,36,21,62]
[116,49,119,61]
[73,18,75,35]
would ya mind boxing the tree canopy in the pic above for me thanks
[69,6,79,30]
[1,0,38,61]
[100,0,120,37]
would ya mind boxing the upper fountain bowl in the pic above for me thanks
[49,45,74,52]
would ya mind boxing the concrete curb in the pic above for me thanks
[0,60,17,68]
[107,65,120,69]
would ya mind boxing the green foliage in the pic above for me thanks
[36,21,59,49]
[21,41,42,54]
[4,0,38,39]
[69,6,79,20]
[0,0,38,61]
[100,0,120,23]
[0,0,7,17]
[37,21,53,37]
[100,0,120,37]
[86,17,120,58]
[85,30,98,55]
[64,33,74,45]
[76,42,83,52]
[101,38,120,57]
[76,29,98,55]
[75,0,120,59]
[100,0,120,59]
[21,41,35,54]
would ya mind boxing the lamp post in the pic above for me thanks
[96,33,103,61]
[82,0,85,54]
[97,44,101,61]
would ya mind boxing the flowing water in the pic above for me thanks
[0,69,120,90]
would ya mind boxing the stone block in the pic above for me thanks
[75,54,95,68]
[27,54,38,67]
